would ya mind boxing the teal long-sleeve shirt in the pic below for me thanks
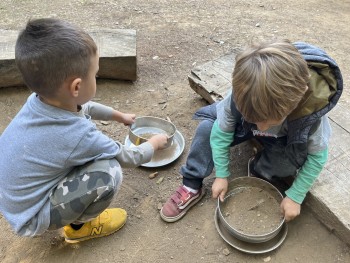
[210,120,328,204]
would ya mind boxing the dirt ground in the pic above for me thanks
[1,0,350,262]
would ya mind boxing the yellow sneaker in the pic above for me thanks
[63,208,127,243]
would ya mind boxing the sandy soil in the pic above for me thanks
[222,187,283,235]
[0,0,350,262]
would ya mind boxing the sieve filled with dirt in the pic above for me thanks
[217,177,285,243]
[129,116,176,148]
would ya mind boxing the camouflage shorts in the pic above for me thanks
[48,159,122,230]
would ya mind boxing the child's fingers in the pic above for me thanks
[280,203,287,220]
[219,190,226,202]
[211,189,218,199]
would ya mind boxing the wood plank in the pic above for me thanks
[188,50,239,104]
[307,119,350,245]
[188,51,350,245]
[0,29,137,88]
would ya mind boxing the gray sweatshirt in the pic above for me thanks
[0,93,154,236]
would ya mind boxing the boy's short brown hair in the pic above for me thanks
[232,40,310,123]
[15,18,97,98]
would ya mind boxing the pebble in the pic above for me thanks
[222,248,230,256]
[263,256,271,262]
[149,172,159,179]
[157,203,163,210]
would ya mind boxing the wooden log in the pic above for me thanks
[188,51,350,246]
[0,29,137,88]
[90,29,136,81]
[0,30,22,88]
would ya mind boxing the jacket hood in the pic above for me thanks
[288,42,343,121]
[286,42,343,143]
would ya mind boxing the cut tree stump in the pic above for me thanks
[0,29,136,88]
[188,51,350,246]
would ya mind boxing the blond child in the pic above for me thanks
[160,40,343,223]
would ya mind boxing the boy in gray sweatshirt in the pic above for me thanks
[0,18,168,243]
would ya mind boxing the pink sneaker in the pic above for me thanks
[160,185,206,222]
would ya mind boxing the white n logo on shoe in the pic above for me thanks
[91,226,103,235]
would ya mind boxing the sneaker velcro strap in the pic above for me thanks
[172,186,191,207]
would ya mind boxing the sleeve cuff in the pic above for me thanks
[285,188,305,204]
[137,142,155,163]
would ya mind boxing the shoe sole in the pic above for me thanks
[64,220,127,243]
[160,188,206,223]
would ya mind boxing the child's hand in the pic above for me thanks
[212,177,228,202]
[112,110,135,125]
[120,113,136,126]
[280,196,301,222]
[147,134,169,150]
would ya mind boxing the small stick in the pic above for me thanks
[248,199,265,211]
